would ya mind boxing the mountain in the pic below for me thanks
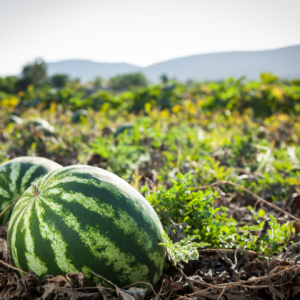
[47,60,141,83]
[143,45,300,82]
[46,45,300,83]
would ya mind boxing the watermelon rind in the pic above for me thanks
[7,165,165,287]
[0,157,62,224]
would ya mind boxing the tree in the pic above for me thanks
[109,73,148,90]
[50,74,69,88]
[14,77,32,93]
[160,74,169,84]
[15,58,47,91]
[0,76,17,93]
[92,76,104,88]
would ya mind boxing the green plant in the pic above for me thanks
[159,231,208,267]
[143,173,239,247]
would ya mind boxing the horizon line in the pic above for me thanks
[46,43,300,68]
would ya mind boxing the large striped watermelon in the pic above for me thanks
[7,165,165,287]
[0,157,62,224]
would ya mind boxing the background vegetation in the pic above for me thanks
[1,59,300,256]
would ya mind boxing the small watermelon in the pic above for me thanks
[6,115,24,125]
[0,157,62,224]
[113,124,133,138]
[30,118,51,128]
[71,109,88,123]
[8,165,165,287]
[29,118,55,136]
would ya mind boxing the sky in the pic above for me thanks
[0,0,300,76]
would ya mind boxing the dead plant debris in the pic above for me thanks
[0,235,300,300]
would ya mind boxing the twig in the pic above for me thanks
[91,271,116,288]
[166,290,175,300]
[74,287,115,292]
[198,248,273,258]
[0,259,27,274]
[233,279,294,289]
[194,181,300,225]
[232,245,240,271]
[9,286,25,297]
[121,281,158,298]
[176,266,198,293]
[217,287,227,300]
[157,278,166,299]
[92,271,158,298]
[0,203,15,220]
[187,264,299,297]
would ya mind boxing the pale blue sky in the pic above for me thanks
[0,0,300,76]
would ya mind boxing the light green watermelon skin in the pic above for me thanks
[0,157,62,224]
[7,165,165,287]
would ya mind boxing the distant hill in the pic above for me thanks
[47,45,300,83]
[47,60,140,83]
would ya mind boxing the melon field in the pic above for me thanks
[1,76,300,299]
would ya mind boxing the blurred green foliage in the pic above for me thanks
[1,74,300,255]
[1,74,299,118]
[109,72,148,90]
[50,74,69,88]
[0,76,17,94]
[15,58,48,92]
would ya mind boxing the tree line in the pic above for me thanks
[0,58,156,94]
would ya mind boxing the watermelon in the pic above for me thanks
[71,109,88,123]
[6,115,24,125]
[0,157,62,224]
[29,118,55,136]
[7,165,165,287]
[114,124,133,138]
[30,118,52,128]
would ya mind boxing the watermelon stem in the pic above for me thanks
[31,182,40,197]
